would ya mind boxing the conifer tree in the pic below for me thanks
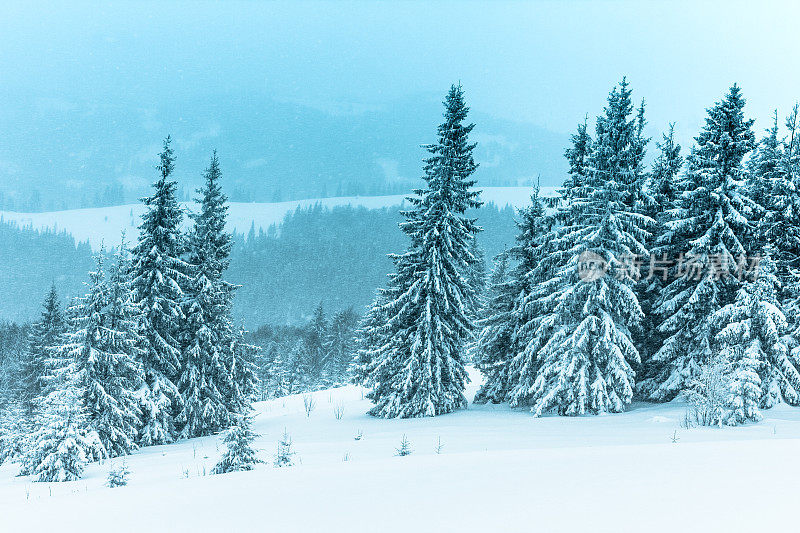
[275,339,313,396]
[503,188,559,408]
[637,125,684,388]
[749,111,783,221]
[713,251,800,422]
[273,429,296,467]
[227,328,260,416]
[753,108,800,290]
[131,136,188,445]
[359,84,481,418]
[630,98,655,215]
[66,251,144,457]
[466,238,488,317]
[20,285,66,414]
[650,123,684,216]
[0,401,28,466]
[322,308,359,386]
[563,115,593,201]
[522,79,652,416]
[22,338,105,481]
[178,152,237,438]
[212,414,260,474]
[305,303,328,381]
[644,85,757,401]
[474,187,550,405]
[473,252,514,404]
[351,294,387,387]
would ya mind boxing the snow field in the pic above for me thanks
[2,368,800,532]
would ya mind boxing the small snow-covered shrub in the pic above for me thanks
[106,463,130,487]
[273,430,296,467]
[684,357,731,427]
[395,435,412,456]
[333,402,345,420]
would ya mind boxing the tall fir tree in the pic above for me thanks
[562,115,593,202]
[351,293,387,387]
[521,79,652,416]
[178,152,238,438]
[474,187,550,405]
[227,327,260,416]
[749,111,783,221]
[131,136,188,445]
[650,123,684,217]
[359,84,482,418]
[22,332,105,481]
[712,250,800,423]
[466,238,488,317]
[305,303,328,380]
[473,251,514,404]
[637,124,684,389]
[322,308,359,386]
[751,108,800,292]
[20,285,66,414]
[644,85,757,401]
[66,251,144,457]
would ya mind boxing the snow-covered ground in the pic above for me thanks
[0,187,558,250]
[1,368,798,532]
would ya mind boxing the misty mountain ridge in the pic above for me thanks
[0,90,568,212]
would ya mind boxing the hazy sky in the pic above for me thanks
[2,0,799,201]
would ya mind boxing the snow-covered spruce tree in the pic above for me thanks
[649,123,684,218]
[67,251,144,457]
[474,187,550,405]
[20,285,67,414]
[522,79,652,416]
[750,251,798,406]
[775,104,800,341]
[178,152,239,438]
[360,84,482,418]
[713,250,800,423]
[562,115,593,202]
[227,327,260,417]
[212,413,260,474]
[472,252,514,404]
[644,84,758,401]
[351,293,387,387]
[751,108,800,290]
[748,111,784,228]
[273,429,296,467]
[321,308,359,386]
[272,338,314,396]
[131,136,188,445]
[22,338,105,481]
[466,238,488,316]
[629,98,655,216]
[0,400,27,466]
[637,124,684,387]
[305,303,328,384]
[503,189,560,409]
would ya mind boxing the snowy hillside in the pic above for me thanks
[2,368,799,533]
[0,187,558,250]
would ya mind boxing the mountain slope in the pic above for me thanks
[0,187,557,251]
